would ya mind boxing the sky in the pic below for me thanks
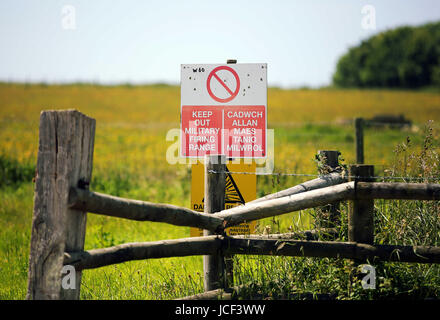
[0,0,439,88]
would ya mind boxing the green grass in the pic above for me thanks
[0,154,35,188]
[0,184,33,299]
[1,84,440,299]
[1,122,439,300]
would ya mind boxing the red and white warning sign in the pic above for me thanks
[181,63,267,158]
[207,66,240,103]
[181,107,222,155]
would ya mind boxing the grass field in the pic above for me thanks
[1,83,439,299]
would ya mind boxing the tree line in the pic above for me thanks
[333,21,440,88]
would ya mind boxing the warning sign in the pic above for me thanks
[181,105,266,157]
[207,66,240,103]
[225,172,245,204]
[181,107,222,156]
[223,105,266,158]
[181,63,267,159]
[190,161,257,237]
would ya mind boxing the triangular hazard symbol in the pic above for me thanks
[202,165,245,204]
[224,166,245,204]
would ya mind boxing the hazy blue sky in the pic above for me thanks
[1,0,439,87]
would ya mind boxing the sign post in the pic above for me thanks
[180,61,267,290]
[181,61,267,237]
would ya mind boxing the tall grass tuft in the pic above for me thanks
[0,154,35,188]
[232,121,440,300]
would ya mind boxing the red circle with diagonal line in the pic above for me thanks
[206,66,240,103]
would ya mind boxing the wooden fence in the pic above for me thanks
[354,115,412,164]
[27,110,440,300]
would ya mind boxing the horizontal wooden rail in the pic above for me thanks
[356,182,440,200]
[215,181,440,228]
[215,182,356,228]
[68,187,224,232]
[63,229,332,270]
[177,284,247,300]
[248,172,345,204]
[64,235,222,270]
[64,234,440,271]
[232,228,338,240]
[177,288,234,301]
[224,238,440,264]
[177,283,336,301]
[68,181,440,234]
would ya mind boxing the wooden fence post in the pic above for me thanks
[316,150,341,228]
[27,110,95,300]
[203,155,226,291]
[224,58,236,289]
[348,164,374,244]
[355,118,364,164]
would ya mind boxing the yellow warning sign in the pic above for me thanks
[190,161,257,237]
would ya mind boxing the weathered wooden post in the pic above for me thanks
[316,150,341,228]
[355,118,364,164]
[317,150,339,170]
[27,110,95,300]
[224,58,236,289]
[203,154,226,291]
[348,164,374,244]
[348,164,374,290]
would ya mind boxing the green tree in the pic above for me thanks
[333,22,440,88]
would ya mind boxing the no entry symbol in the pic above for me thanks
[206,66,240,103]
